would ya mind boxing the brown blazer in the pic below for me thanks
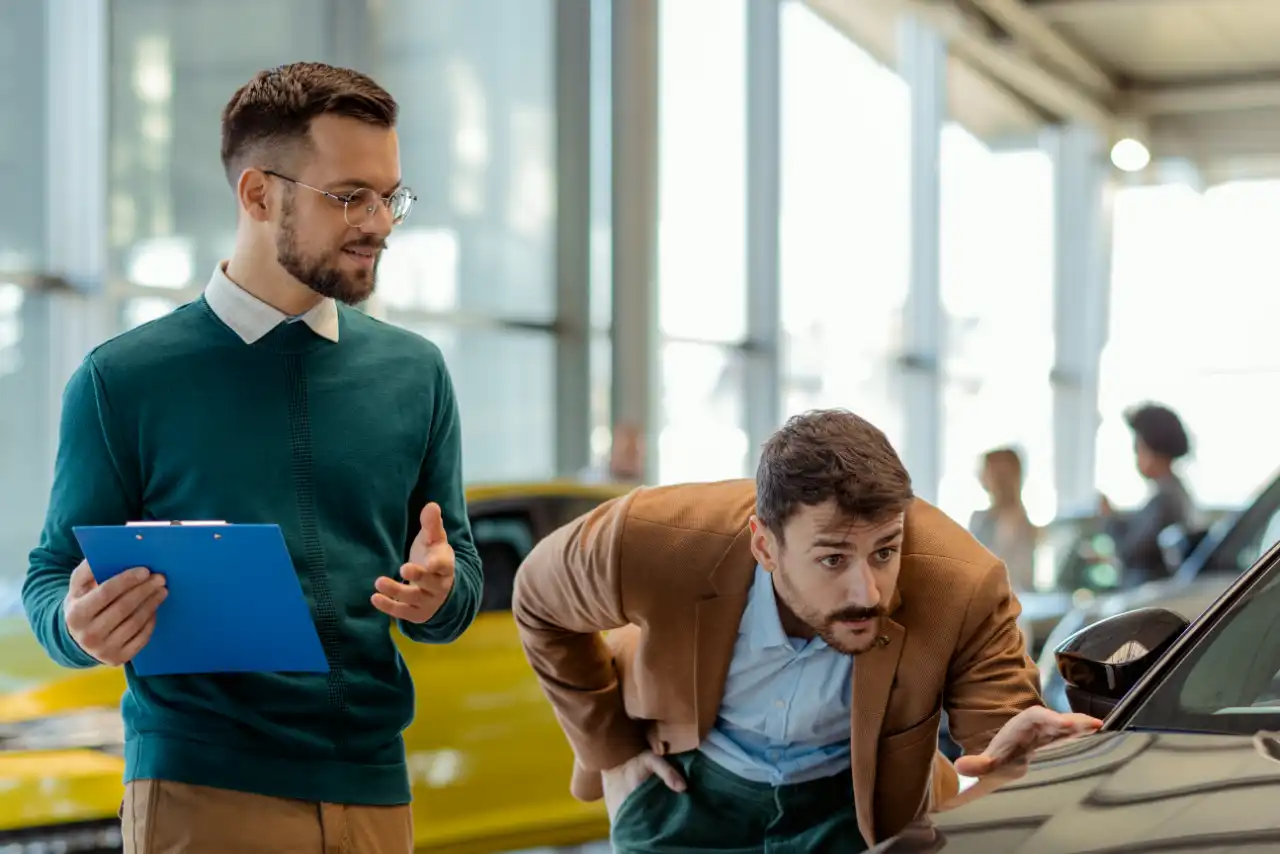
[512,479,1042,844]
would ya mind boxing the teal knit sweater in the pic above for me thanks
[22,297,482,805]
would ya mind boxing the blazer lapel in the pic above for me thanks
[850,615,906,842]
[694,526,755,740]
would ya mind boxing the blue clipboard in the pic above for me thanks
[72,523,330,677]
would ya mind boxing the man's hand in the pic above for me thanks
[602,750,686,821]
[373,502,455,624]
[954,706,1102,777]
[63,560,168,666]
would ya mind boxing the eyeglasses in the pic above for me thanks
[263,170,417,227]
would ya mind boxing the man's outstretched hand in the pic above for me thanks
[954,706,1102,777]
[372,502,455,624]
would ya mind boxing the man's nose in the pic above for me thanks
[360,201,395,239]
[845,560,882,608]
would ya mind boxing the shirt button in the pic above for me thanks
[775,700,786,709]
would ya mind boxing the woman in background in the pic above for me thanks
[969,447,1038,592]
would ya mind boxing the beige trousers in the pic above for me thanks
[120,779,414,854]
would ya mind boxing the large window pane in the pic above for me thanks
[938,126,1055,525]
[109,0,331,288]
[778,4,910,449]
[0,2,47,272]
[1100,181,1280,509]
[394,323,556,483]
[656,0,747,344]
[376,0,555,323]
[659,342,748,483]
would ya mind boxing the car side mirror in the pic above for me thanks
[1053,607,1189,719]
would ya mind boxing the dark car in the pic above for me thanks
[1038,469,1280,711]
[871,537,1280,853]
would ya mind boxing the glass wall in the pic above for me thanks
[778,2,911,451]
[938,125,1056,526]
[656,0,751,483]
[107,0,560,484]
[0,2,50,596]
[0,1,47,273]
[1099,179,1280,511]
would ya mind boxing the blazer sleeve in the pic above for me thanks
[944,559,1044,755]
[511,489,649,773]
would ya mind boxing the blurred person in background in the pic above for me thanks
[579,421,646,484]
[968,447,1038,593]
[1099,402,1197,586]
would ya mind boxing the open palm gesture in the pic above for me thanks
[372,502,455,624]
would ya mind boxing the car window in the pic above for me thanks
[472,511,536,613]
[1236,508,1280,571]
[554,495,618,530]
[1125,550,1280,736]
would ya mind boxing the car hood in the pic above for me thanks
[874,730,1280,853]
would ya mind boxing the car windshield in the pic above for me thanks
[1124,546,1280,736]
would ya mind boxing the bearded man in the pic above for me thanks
[513,408,1100,852]
[23,62,481,853]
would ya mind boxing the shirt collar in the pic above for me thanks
[204,264,340,344]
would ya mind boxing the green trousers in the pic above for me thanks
[609,751,868,853]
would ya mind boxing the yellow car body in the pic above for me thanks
[0,481,627,852]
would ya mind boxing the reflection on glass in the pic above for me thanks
[778,4,910,449]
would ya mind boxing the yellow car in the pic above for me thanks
[0,481,627,853]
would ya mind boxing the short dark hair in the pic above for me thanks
[220,62,398,186]
[1125,402,1190,459]
[756,409,914,538]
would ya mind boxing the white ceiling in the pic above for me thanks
[1032,0,1280,81]
[807,0,1280,177]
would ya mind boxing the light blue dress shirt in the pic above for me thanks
[697,565,854,785]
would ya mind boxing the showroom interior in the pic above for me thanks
[5,0,1280,852]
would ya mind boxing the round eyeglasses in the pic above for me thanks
[262,170,417,227]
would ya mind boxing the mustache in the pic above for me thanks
[828,606,884,623]
[344,238,387,251]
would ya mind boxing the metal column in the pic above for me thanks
[42,0,113,420]
[45,0,108,294]
[609,0,661,483]
[1048,124,1113,514]
[744,0,784,471]
[897,15,946,503]
[554,0,595,476]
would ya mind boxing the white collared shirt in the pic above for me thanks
[203,264,340,344]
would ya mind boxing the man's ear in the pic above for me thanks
[237,168,273,222]
[749,515,779,573]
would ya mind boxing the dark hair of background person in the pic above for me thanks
[219,61,399,187]
[1125,402,1191,460]
[756,409,914,540]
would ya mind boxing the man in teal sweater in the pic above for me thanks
[22,62,482,852]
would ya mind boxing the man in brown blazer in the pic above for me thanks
[514,410,1100,851]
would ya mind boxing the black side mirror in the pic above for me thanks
[1053,607,1189,719]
